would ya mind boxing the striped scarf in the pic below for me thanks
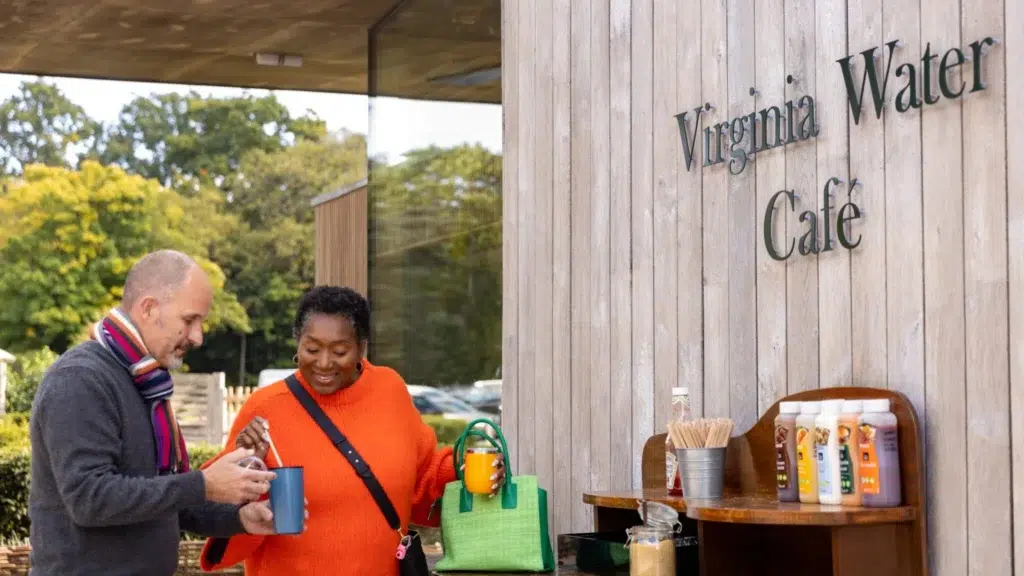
[91,307,189,475]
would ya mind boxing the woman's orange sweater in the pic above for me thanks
[199,361,456,575]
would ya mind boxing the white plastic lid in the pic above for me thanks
[842,399,863,413]
[779,401,801,414]
[672,387,689,397]
[820,399,844,414]
[800,401,821,414]
[863,398,891,413]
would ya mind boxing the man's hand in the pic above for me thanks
[202,448,277,506]
[235,416,270,463]
[239,499,310,535]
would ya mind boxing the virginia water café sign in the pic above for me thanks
[674,36,999,261]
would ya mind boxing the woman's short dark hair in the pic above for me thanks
[292,285,370,342]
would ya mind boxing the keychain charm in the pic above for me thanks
[396,534,411,559]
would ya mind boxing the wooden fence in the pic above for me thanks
[169,372,255,446]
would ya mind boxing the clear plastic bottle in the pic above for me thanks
[665,387,691,494]
[815,399,844,505]
[858,398,902,507]
[796,401,821,503]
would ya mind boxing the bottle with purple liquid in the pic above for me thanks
[857,399,902,507]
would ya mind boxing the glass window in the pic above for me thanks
[367,0,502,404]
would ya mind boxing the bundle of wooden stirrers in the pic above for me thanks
[667,418,734,449]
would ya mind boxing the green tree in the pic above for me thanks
[0,80,101,174]
[369,144,502,385]
[99,92,327,188]
[229,130,367,227]
[0,161,249,353]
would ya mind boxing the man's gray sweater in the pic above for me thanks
[28,341,244,576]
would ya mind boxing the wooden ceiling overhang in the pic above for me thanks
[0,0,501,104]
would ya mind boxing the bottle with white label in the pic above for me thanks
[796,401,821,503]
[665,387,691,495]
[815,399,844,505]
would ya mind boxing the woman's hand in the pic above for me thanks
[240,498,310,535]
[235,416,270,462]
[459,453,507,497]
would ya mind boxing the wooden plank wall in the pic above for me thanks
[501,0,1017,573]
[313,184,368,295]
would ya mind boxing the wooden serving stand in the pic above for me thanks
[584,387,927,576]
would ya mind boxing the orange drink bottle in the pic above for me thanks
[463,446,500,495]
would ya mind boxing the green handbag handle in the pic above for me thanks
[451,418,517,512]
[453,417,510,474]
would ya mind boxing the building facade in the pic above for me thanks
[498,0,1021,573]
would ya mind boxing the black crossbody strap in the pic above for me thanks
[285,375,402,531]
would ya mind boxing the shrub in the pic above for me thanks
[0,447,31,544]
[423,415,467,448]
[0,413,30,452]
[6,347,59,414]
[187,442,224,470]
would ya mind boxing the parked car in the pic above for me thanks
[408,384,498,427]
[257,368,295,389]
[460,380,502,416]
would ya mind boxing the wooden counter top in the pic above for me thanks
[584,490,916,526]
[583,489,686,512]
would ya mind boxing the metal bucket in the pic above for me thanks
[675,447,726,499]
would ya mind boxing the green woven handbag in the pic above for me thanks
[433,418,556,573]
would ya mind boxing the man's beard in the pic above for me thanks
[165,355,184,371]
[163,345,189,371]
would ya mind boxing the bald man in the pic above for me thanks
[28,250,283,576]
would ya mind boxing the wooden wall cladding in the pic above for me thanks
[501,0,1019,574]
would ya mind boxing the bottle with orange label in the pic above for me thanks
[795,401,820,503]
[858,399,902,507]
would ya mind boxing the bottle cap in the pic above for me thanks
[779,401,801,414]
[672,387,689,397]
[820,399,844,414]
[841,399,863,413]
[800,401,821,414]
[863,398,891,413]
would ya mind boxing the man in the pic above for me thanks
[29,250,280,575]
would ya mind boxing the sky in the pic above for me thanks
[0,74,503,164]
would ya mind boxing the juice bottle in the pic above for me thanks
[815,399,844,505]
[795,401,820,503]
[774,401,800,502]
[858,399,902,507]
[665,387,691,494]
[838,400,863,506]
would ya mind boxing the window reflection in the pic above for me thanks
[367,0,502,404]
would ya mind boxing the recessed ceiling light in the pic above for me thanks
[254,53,302,67]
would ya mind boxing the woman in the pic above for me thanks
[199,285,503,575]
